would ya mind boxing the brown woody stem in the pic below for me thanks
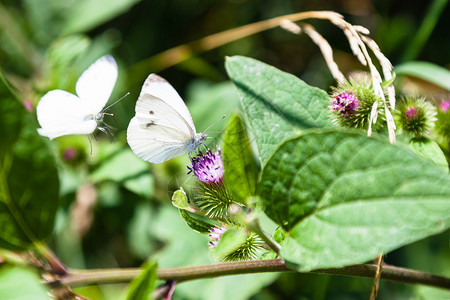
[56,259,450,290]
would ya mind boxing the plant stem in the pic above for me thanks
[246,218,281,255]
[57,259,450,290]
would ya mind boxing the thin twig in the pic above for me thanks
[370,254,384,300]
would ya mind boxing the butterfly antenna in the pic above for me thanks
[102,92,130,112]
[202,115,226,133]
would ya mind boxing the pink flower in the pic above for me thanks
[331,92,360,118]
[188,148,224,184]
[440,100,450,112]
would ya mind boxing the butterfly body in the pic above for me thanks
[127,74,206,164]
[36,55,118,139]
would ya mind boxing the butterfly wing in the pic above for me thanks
[138,74,196,133]
[36,90,97,139]
[75,55,118,113]
[127,116,192,164]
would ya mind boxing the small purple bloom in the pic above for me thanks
[23,100,33,112]
[63,147,78,162]
[331,92,360,118]
[208,225,227,247]
[188,147,224,184]
[440,100,450,112]
[406,107,418,119]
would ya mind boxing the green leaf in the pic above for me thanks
[179,209,215,233]
[0,266,49,299]
[45,35,91,89]
[91,148,149,182]
[259,129,450,271]
[395,61,450,91]
[409,139,448,172]
[0,74,59,251]
[214,227,247,258]
[225,56,332,167]
[187,80,239,134]
[125,259,157,300]
[223,114,258,204]
[63,0,141,34]
[172,187,189,209]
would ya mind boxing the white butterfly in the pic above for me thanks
[127,74,207,164]
[37,55,118,139]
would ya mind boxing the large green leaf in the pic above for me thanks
[395,61,450,91]
[223,114,258,204]
[259,129,450,271]
[124,259,157,300]
[225,56,332,167]
[0,74,59,250]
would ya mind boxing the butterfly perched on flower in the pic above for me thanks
[127,74,207,164]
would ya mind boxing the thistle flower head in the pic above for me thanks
[331,92,360,118]
[394,97,436,139]
[440,100,450,112]
[188,147,224,184]
[330,80,384,130]
[63,147,78,162]
[436,99,450,140]
[208,225,265,261]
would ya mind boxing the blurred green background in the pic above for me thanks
[0,0,449,299]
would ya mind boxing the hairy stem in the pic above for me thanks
[56,259,450,290]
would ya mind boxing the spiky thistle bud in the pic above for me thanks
[394,97,436,139]
[188,147,235,219]
[208,225,265,261]
[436,100,450,140]
[330,80,384,129]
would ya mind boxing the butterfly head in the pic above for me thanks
[84,113,105,123]
[187,133,207,152]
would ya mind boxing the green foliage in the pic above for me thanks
[0,0,449,298]
[223,114,258,205]
[409,139,448,171]
[225,56,333,167]
[172,187,189,209]
[0,74,59,251]
[179,209,216,234]
[259,129,450,271]
[395,61,450,91]
[91,147,153,198]
[0,266,49,299]
[124,259,157,300]
[63,0,142,35]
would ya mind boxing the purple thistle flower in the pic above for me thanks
[440,100,450,112]
[63,147,78,162]
[406,107,418,119]
[331,92,360,118]
[208,225,227,247]
[187,147,224,184]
